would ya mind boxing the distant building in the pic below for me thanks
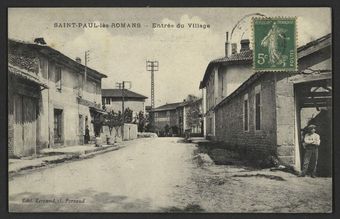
[177,98,203,137]
[8,38,107,158]
[101,89,147,118]
[151,98,203,137]
[145,105,152,114]
[151,102,183,136]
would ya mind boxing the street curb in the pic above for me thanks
[9,145,120,177]
[79,146,120,159]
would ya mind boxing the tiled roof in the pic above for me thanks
[200,49,253,89]
[211,49,253,63]
[8,64,48,88]
[8,52,39,74]
[102,89,147,99]
[151,98,202,112]
[298,33,331,53]
[8,39,107,79]
[200,33,332,89]
[213,33,332,111]
[151,102,184,112]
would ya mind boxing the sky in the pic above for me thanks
[8,8,331,107]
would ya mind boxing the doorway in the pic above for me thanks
[13,94,38,156]
[54,109,63,145]
[295,79,332,177]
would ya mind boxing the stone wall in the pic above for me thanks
[215,73,277,159]
[275,72,296,165]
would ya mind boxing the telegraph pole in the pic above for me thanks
[84,50,90,90]
[146,60,159,109]
[116,81,131,140]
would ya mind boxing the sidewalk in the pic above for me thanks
[9,144,119,176]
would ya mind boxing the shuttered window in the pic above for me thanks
[243,94,249,131]
[255,85,261,131]
[55,66,62,91]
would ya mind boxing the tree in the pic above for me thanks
[185,95,201,138]
[104,110,123,138]
[124,107,133,123]
[135,111,147,132]
[145,112,155,133]
[92,113,105,137]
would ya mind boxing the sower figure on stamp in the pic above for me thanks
[299,124,321,178]
[261,22,290,66]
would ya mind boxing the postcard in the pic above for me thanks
[8,7,332,213]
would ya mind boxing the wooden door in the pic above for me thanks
[13,94,24,156]
[23,96,37,155]
[13,94,37,157]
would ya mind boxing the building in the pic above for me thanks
[199,37,254,140]
[151,98,203,137]
[145,105,152,115]
[8,38,107,158]
[101,89,147,118]
[151,102,183,136]
[177,98,203,137]
[203,34,332,175]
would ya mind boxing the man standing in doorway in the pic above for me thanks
[299,124,321,178]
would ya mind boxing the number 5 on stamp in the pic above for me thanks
[252,17,297,72]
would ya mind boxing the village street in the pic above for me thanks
[9,137,332,213]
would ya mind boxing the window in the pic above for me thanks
[254,85,261,130]
[243,94,249,131]
[106,97,111,105]
[166,111,170,117]
[55,66,62,91]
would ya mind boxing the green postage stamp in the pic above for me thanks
[253,17,297,72]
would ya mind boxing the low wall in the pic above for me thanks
[123,124,138,141]
[100,123,138,144]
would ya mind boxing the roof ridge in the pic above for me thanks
[9,39,107,79]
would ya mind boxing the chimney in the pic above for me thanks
[34,37,47,45]
[225,32,229,57]
[75,57,82,64]
[240,39,250,52]
[231,43,237,55]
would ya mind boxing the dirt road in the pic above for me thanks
[9,137,332,212]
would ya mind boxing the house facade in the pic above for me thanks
[210,34,332,175]
[200,37,254,140]
[151,98,203,137]
[8,39,107,158]
[102,89,147,118]
[151,102,182,136]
